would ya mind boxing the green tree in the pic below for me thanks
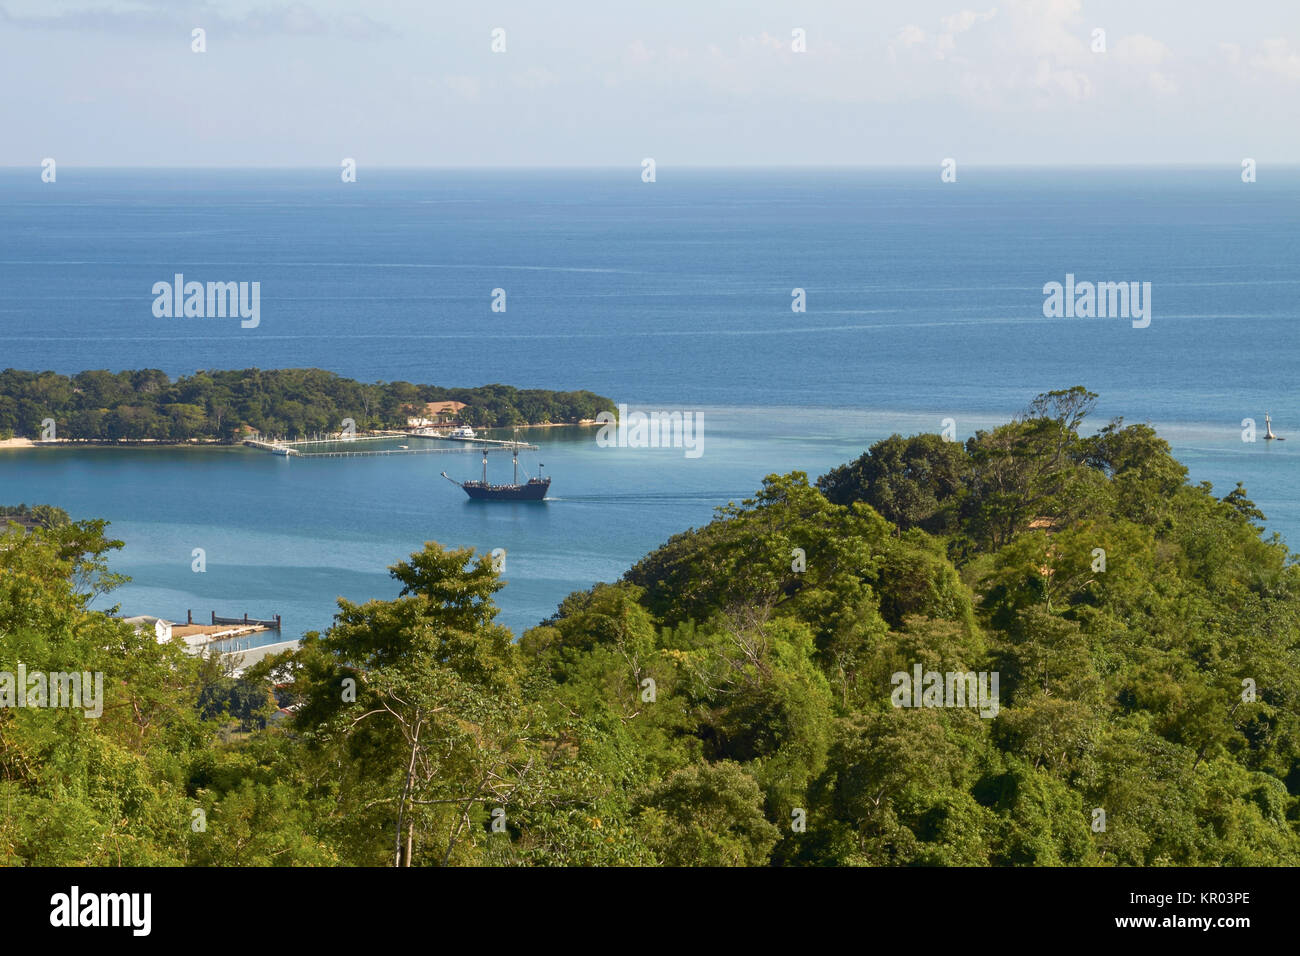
[635,762,780,866]
[817,432,968,533]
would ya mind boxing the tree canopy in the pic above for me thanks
[0,367,615,442]
[3,387,1298,865]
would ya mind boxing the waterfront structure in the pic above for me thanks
[405,400,468,428]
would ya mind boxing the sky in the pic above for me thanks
[2,0,1299,166]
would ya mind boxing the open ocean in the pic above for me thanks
[1,167,1296,639]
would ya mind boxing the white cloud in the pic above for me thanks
[940,8,998,35]
[747,32,785,53]
[1149,71,1177,94]
[1001,0,1087,60]
[512,68,557,91]
[1251,37,1300,81]
[1114,34,1171,66]
[887,2,1094,105]
[626,40,653,66]
[898,24,927,47]
[1034,60,1092,100]
[241,3,327,36]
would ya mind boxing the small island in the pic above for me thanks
[0,368,615,445]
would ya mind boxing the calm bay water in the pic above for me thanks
[1,168,1296,638]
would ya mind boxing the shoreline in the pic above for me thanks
[0,421,602,452]
[0,438,232,451]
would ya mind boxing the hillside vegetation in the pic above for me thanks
[2,387,1297,865]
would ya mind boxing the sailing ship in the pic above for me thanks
[1265,413,1285,441]
[442,447,551,501]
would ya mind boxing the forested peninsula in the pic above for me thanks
[0,368,615,442]
[3,387,1299,866]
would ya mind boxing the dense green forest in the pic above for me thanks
[3,387,1298,865]
[0,368,615,441]
[0,503,70,531]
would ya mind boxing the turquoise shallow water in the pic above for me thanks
[0,406,1294,641]
[0,168,1296,637]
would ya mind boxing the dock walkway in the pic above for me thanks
[408,430,537,450]
[288,446,474,459]
[244,431,537,458]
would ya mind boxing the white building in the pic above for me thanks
[123,615,173,643]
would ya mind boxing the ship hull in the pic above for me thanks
[460,479,550,501]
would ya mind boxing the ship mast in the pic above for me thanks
[482,452,488,484]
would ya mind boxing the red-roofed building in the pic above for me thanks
[406,401,467,427]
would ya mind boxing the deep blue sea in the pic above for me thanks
[1,168,1296,639]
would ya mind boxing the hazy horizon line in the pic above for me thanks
[4,162,1297,171]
